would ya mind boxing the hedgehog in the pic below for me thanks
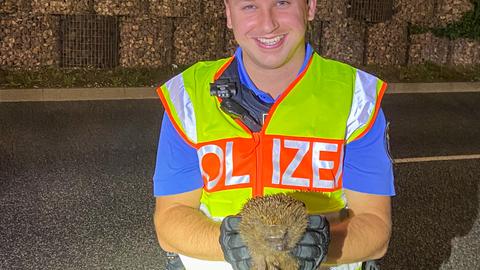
[239,194,309,270]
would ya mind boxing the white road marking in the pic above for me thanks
[387,82,480,94]
[394,154,480,164]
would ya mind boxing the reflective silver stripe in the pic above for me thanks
[334,144,344,187]
[346,70,378,140]
[165,74,197,143]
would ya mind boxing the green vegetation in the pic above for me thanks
[1,63,479,89]
[432,0,480,40]
[0,66,184,89]
[411,0,480,40]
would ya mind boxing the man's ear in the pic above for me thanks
[307,0,317,21]
[224,0,233,29]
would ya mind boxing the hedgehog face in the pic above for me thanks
[264,224,289,251]
[239,194,309,269]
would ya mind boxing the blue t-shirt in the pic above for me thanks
[153,45,395,196]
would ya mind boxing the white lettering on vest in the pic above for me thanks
[198,139,341,191]
[198,142,250,190]
[312,142,337,189]
[282,140,310,187]
[225,142,250,186]
[197,145,224,190]
[272,139,281,185]
[271,139,340,188]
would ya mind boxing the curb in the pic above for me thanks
[388,82,480,94]
[0,87,158,102]
[1,82,480,102]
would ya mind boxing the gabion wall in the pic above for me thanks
[395,0,474,27]
[94,0,146,16]
[0,14,60,68]
[59,15,120,68]
[0,0,478,70]
[322,18,366,66]
[366,17,408,66]
[119,15,173,68]
[30,0,93,14]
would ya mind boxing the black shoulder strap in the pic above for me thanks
[210,58,273,132]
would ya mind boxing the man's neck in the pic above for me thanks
[243,50,306,99]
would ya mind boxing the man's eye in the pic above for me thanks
[242,4,256,10]
[277,0,290,6]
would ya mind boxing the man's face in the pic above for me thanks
[225,0,316,71]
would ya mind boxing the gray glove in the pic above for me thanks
[291,215,330,270]
[165,252,185,270]
[219,216,252,270]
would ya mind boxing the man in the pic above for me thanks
[153,0,395,269]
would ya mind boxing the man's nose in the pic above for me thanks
[259,9,279,33]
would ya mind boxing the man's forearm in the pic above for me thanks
[154,204,225,261]
[325,212,391,265]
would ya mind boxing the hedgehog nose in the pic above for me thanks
[266,237,287,251]
[265,225,288,251]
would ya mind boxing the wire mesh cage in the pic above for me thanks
[59,14,119,68]
[347,0,394,23]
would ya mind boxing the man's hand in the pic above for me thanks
[220,215,329,270]
[219,216,252,270]
[291,215,330,270]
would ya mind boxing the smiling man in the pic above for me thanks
[153,0,395,270]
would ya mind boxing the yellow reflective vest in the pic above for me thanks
[157,52,387,220]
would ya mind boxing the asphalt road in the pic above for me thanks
[1,92,479,269]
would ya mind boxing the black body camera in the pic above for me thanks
[209,59,272,132]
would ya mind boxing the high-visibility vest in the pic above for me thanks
[157,52,387,220]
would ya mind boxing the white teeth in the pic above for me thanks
[257,35,284,46]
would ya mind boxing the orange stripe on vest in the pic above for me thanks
[197,135,344,194]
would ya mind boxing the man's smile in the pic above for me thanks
[255,34,286,48]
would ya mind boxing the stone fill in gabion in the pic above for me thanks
[315,0,347,21]
[366,17,408,66]
[173,17,228,66]
[224,29,237,57]
[450,39,480,66]
[94,0,146,16]
[173,18,204,66]
[0,13,59,68]
[306,19,324,53]
[119,15,174,68]
[203,0,226,19]
[395,0,436,26]
[149,0,197,18]
[408,32,450,65]
[0,0,478,69]
[31,0,92,15]
[0,0,31,13]
[395,0,474,27]
[0,0,18,13]
[321,18,366,66]
[203,19,230,60]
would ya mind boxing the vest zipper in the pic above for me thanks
[253,132,263,197]
[232,119,263,197]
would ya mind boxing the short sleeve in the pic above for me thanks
[342,109,395,196]
[153,113,203,196]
